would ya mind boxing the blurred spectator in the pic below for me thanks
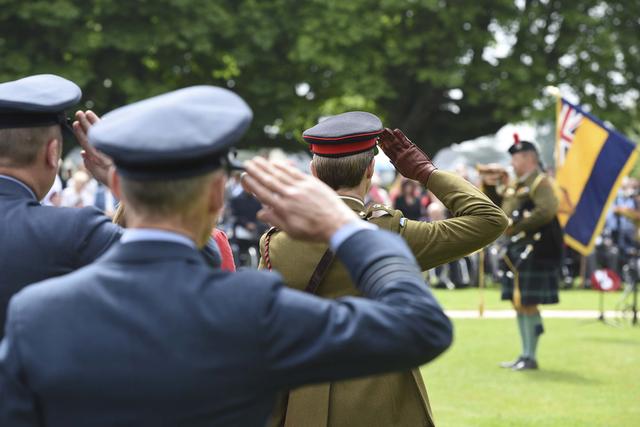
[225,171,244,200]
[426,201,454,289]
[60,170,95,207]
[598,177,639,274]
[41,175,63,206]
[227,185,268,268]
[366,173,392,206]
[420,190,433,215]
[425,197,477,289]
[394,179,422,220]
[388,173,402,203]
[93,182,118,216]
[426,201,447,221]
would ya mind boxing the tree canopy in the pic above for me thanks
[0,0,637,153]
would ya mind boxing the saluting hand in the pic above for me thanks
[377,128,437,185]
[73,110,113,186]
[241,157,359,242]
[478,163,508,186]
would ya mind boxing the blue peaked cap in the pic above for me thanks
[89,86,253,180]
[0,74,81,130]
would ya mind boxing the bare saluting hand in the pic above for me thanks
[241,157,359,243]
[72,110,113,186]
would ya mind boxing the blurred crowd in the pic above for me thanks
[51,149,640,290]
[43,162,118,215]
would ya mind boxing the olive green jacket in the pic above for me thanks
[259,170,508,427]
[484,169,559,235]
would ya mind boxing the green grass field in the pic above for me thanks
[420,317,640,427]
[431,287,634,312]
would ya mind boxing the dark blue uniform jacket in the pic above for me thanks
[0,177,121,336]
[0,228,452,427]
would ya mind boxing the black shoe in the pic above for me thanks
[499,356,525,369]
[512,358,538,371]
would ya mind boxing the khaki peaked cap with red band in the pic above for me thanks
[303,111,382,157]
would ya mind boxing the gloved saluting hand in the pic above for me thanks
[378,128,437,185]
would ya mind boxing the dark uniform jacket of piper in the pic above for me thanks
[0,177,120,337]
[0,229,452,427]
[484,169,563,263]
[261,170,508,427]
[484,169,562,305]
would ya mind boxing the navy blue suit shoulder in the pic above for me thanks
[0,178,121,337]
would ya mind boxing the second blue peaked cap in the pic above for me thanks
[0,74,81,132]
[89,86,253,180]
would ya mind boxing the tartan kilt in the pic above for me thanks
[500,258,560,305]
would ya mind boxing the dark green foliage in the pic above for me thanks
[1,0,637,152]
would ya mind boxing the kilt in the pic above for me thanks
[500,258,560,305]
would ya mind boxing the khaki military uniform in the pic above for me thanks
[484,169,562,305]
[486,169,559,237]
[260,170,508,427]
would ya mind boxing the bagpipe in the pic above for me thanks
[498,230,542,271]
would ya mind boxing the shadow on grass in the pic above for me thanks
[521,369,598,385]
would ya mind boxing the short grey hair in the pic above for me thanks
[312,149,375,190]
[119,172,216,219]
[0,125,61,167]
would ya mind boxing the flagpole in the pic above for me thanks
[579,254,587,289]
[544,85,562,168]
[478,248,485,317]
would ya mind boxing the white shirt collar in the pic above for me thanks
[120,228,196,249]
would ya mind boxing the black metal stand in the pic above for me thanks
[583,290,617,327]
[632,281,638,325]
[597,291,611,323]
[614,272,639,326]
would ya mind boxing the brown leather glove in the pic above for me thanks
[378,128,437,185]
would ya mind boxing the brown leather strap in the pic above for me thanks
[304,248,334,294]
[280,249,335,427]
[303,200,374,294]
[281,249,335,427]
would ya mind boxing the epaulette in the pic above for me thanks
[365,203,395,220]
[530,173,548,197]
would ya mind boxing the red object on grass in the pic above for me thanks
[590,269,621,292]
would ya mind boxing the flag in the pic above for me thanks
[554,97,638,255]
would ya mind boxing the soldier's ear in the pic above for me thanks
[309,160,318,178]
[44,137,61,169]
[366,158,375,179]
[208,171,226,214]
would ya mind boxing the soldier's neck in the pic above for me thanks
[124,215,203,247]
[336,188,365,202]
[517,167,538,183]
[336,177,369,201]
